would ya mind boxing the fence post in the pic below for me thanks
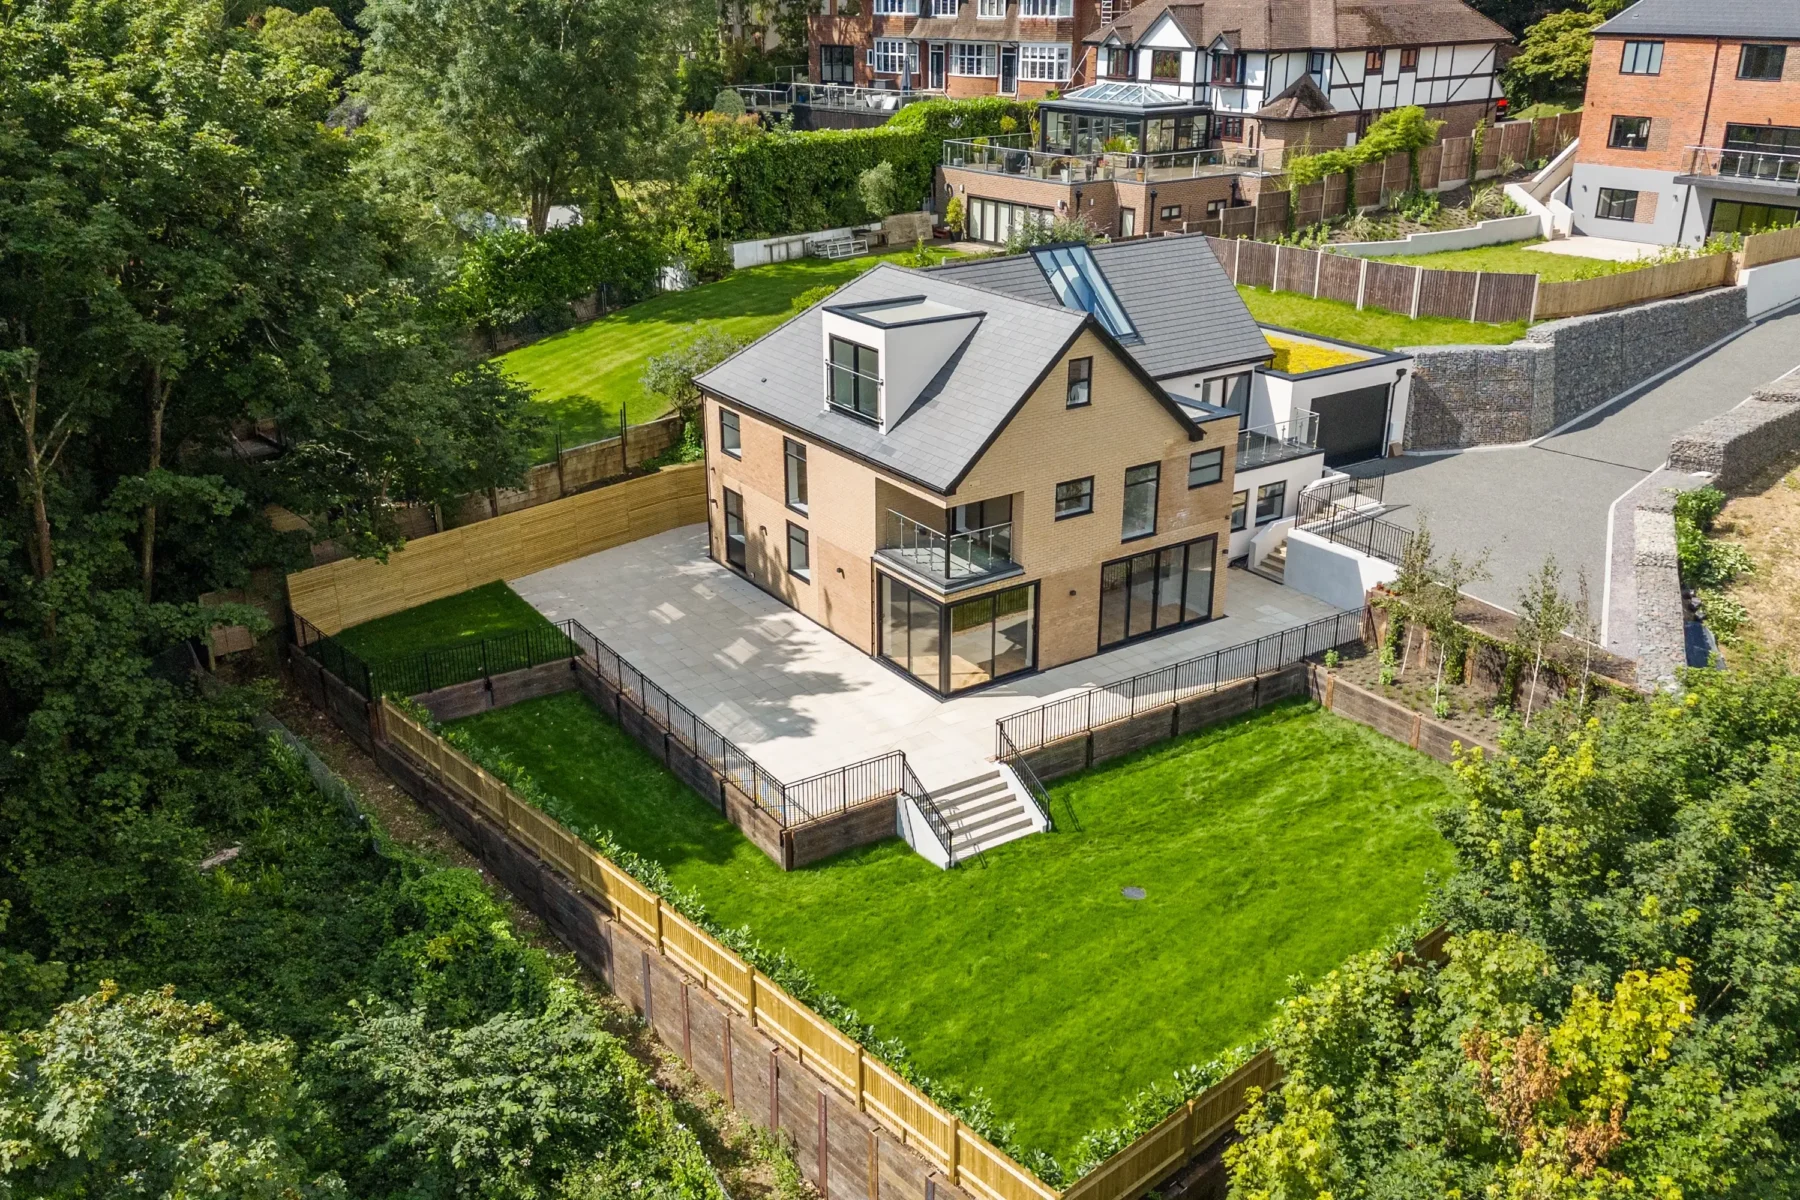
[1356,257,1368,310]
[1313,248,1323,298]
[1469,270,1483,322]
[1409,266,1423,320]
[1233,236,1242,283]
[1529,274,1541,323]
[1272,243,1281,291]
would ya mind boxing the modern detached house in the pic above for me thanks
[696,249,1257,697]
[1567,0,1800,245]
[937,0,1512,242]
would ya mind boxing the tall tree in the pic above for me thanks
[1503,0,1630,108]
[356,0,689,233]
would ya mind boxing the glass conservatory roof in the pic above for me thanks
[1042,82,1200,112]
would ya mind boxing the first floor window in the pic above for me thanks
[1595,187,1638,221]
[979,0,1004,15]
[1217,116,1244,140]
[1055,476,1094,518]
[1159,204,1181,221]
[871,38,909,73]
[820,44,855,83]
[1098,535,1216,648]
[1620,39,1662,74]
[1019,0,1071,14]
[1104,45,1132,77]
[719,408,742,457]
[1187,448,1223,488]
[932,0,957,14]
[787,522,810,579]
[1230,489,1248,532]
[1364,48,1384,73]
[1739,43,1786,81]
[1255,480,1286,524]
[1122,462,1159,540]
[1212,51,1242,84]
[952,42,998,76]
[784,438,808,511]
[1150,49,1181,79]
[1399,47,1418,71]
[722,489,747,569]
[828,336,880,420]
[1608,115,1651,150]
[1066,356,1092,407]
[1019,43,1070,82]
[873,0,915,13]
[1202,371,1251,414]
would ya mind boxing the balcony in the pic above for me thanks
[941,135,1254,184]
[1676,145,1800,192]
[736,83,944,116]
[1238,414,1320,470]
[877,510,1021,591]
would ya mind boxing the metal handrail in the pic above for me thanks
[995,608,1366,754]
[1684,144,1800,183]
[899,756,971,866]
[995,725,1056,831]
[1298,509,1416,567]
[882,509,1015,579]
[1237,414,1320,469]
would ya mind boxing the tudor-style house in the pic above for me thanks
[1566,0,1800,245]
[695,251,1256,696]
[933,0,1511,242]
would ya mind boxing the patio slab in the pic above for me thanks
[510,525,1338,791]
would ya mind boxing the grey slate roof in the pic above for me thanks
[1599,0,1800,39]
[931,237,1273,380]
[695,264,1096,493]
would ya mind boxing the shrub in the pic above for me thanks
[641,330,747,428]
[712,87,746,116]
[1004,213,1101,254]
[445,219,664,329]
[943,194,966,236]
[858,160,899,220]
[790,283,840,311]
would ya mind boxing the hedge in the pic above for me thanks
[692,96,1033,242]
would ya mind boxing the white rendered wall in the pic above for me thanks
[1284,526,1397,611]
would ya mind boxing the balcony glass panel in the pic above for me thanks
[880,509,1017,586]
[1237,413,1320,470]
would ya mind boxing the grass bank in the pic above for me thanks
[1372,237,1646,282]
[1238,285,1526,348]
[333,581,562,664]
[450,691,1455,1165]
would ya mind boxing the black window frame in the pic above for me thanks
[783,437,808,513]
[1066,356,1093,408]
[878,574,1039,695]
[1398,47,1418,72]
[1217,115,1244,140]
[719,407,742,458]
[1187,448,1224,489]
[1254,480,1286,525]
[820,43,856,83]
[1159,204,1182,221]
[1104,45,1133,77]
[1608,115,1651,151]
[1708,198,1800,236]
[722,488,748,570]
[827,335,880,422]
[1230,489,1248,532]
[1364,48,1384,74]
[786,521,811,580]
[1595,187,1638,221]
[1096,533,1218,649]
[1121,461,1160,542]
[1054,476,1094,519]
[1739,43,1787,81]
[1150,49,1181,80]
[1619,40,1662,75]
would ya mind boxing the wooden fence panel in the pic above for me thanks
[958,1126,1060,1200]
[1321,175,1349,219]
[754,975,864,1098]
[287,463,706,633]
[1534,251,1734,320]
[861,1058,956,1172]
[1417,269,1478,321]
[1317,252,1363,306]
[1236,239,1277,288]
[1744,224,1800,267]
[1275,245,1320,294]
[1363,260,1417,314]
[1220,205,1256,239]
[1439,136,1471,185]
[662,907,754,1013]
[1254,193,1289,240]
[1476,272,1539,323]
[1417,144,1442,192]
[1204,235,1233,271]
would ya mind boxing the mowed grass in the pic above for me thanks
[499,250,954,458]
[1373,237,1647,282]
[334,581,560,663]
[1237,284,1526,348]
[452,691,1455,1163]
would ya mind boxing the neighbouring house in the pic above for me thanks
[693,238,1409,696]
[1568,0,1800,245]
[934,0,1511,241]
[809,0,1099,101]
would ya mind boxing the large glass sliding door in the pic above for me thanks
[880,574,1037,694]
[1097,534,1217,649]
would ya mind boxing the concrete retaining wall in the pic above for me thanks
[1632,495,1685,693]
[1285,528,1400,611]
[1668,375,1800,490]
[1328,214,1542,258]
[1404,286,1750,450]
[1741,257,1800,319]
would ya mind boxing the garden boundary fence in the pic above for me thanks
[996,609,1366,757]
[381,696,1303,1200]
[1204,235,1539,323]
[286,461,705,635]
[1743,224,1800,269]
[1530,250,1737,321]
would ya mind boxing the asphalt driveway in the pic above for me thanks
[1352,305,1800,647]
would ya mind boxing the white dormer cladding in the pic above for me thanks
[1131,11,1202,99]
[819,297,983,434]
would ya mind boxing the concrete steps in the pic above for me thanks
[1254,542,1288,584]
[931,770,1039,861]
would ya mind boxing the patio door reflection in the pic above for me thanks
[1097,534,1216,649]
[880,574,1037,694]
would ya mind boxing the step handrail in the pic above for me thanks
[996,727,1056,831]
[899,755,980,867]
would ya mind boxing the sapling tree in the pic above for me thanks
[1413,542,1490,717]
[1389,514,1435,677]
[1514,554,1574,726]
[641,329,747,431]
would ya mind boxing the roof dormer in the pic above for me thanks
[819,296,984,434]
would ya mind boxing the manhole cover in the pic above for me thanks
[1121,886,1147,900]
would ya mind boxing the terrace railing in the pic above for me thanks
[881,509,1015,584]
[942,137,1242,184]
[1237,413,1320,470]
[1298,509,1417,568]
[995,725,1058,830]
[996,608,1366,755]
[738,82,943,113]
[1298,471,1386,521]
[1682,144,1800,185]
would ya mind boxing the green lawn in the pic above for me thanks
[1238,284,1526,348]
[335,581,560,663]
[1373,237,1645,282]
[451,691,1455,1166]
[499,250,957,459]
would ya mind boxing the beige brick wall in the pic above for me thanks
[703,327,1235,677]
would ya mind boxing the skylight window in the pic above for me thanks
[1031,244,1140,343]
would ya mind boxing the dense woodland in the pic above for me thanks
[2,0,1794,1197]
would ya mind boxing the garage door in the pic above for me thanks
[1311,384,1389,467]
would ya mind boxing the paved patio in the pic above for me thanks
[511,525,1338,791]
